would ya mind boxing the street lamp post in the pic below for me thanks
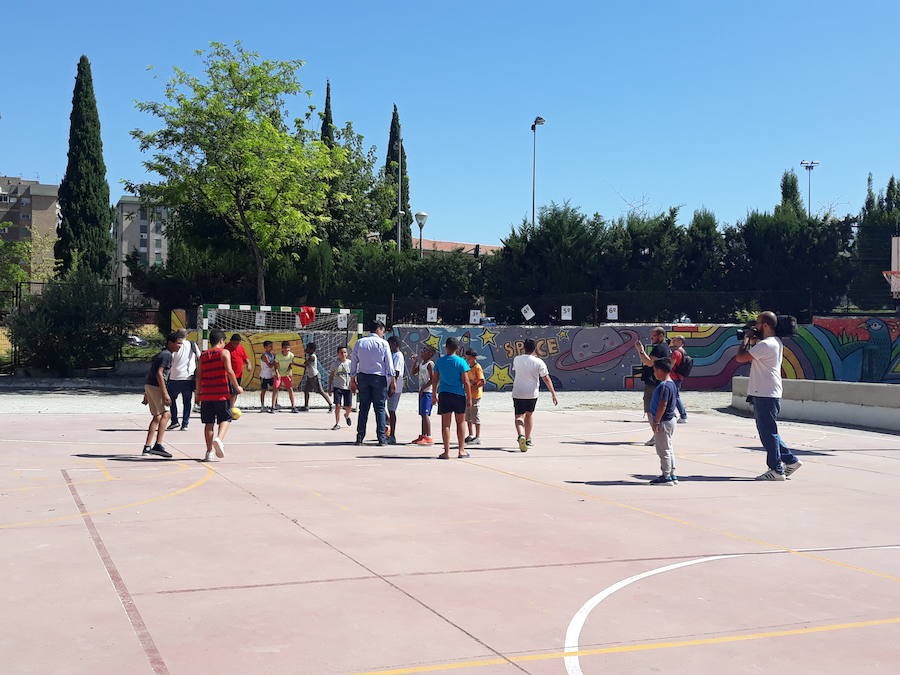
[800,160,820,214]
[415,211,428,259]
[531,116,545,225]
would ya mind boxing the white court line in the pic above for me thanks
[14,468,43,471]
[563,545,900,675]
[248,466,276,470]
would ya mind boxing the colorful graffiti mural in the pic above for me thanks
[394,318,900,392]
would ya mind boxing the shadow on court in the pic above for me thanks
[72,453,202,463]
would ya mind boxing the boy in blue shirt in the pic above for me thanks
[647,357,678,485]
[432,337,471,459]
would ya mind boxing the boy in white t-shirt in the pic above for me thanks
[511,338,558,452]
[385,336,405,444]
[259,340,276,412]
[411,344,436,445]
[328,345,353,430]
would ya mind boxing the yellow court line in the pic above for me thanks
[295,482,354,513]
[87,458,116,481]
[465,461,900,582]
[350,616,900,675]
[2,462,191,493]
[0,464,215,529]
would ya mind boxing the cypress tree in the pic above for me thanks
[320,80,335,148]
[384,104,412,248]
[55,55,113,278]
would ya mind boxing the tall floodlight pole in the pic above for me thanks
[800,160,820,214]
[531,116,545,225]
[397,138,403,250]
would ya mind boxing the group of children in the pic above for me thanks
[141,329,566,462]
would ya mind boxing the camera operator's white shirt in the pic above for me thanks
[748,337,783,398]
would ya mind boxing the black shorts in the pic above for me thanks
[333,387,352,407]
[513,397,537,415]
[200,400,232,424]
[437,392,467,415]
[260,378,274,391]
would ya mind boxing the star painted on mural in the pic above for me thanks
[558,329,569,339]
[487,363,514,390]
[480,328,498,346]
[424,333,441,350]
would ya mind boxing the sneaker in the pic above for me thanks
[166,421,179,431]
[411,435,423,444]
[644,438,656,446]
[345,416,352,427]
[784,461,803,479]
[298,406,309,412]
[212,437,225,458]
[415,436,434,445]
[291,407,299,413]
[354,439,363,446]
[141,445,152,455]
[469,437,481,445]
[377,439,385,447]
[147,444,173,459]
[649,475,674,486]
[464,435,474,443]
[328,405,333,413]
[269,407,276,414]
[670,474,679,484]
[386,436,397,445]
[204,450,218,462]
[525,439,533,448]
[331,424,341,431]
[180,425,188,431]
[755,470,785,481]
[259,407,267,413]
[677,417,687,424]
[518,435,528,452]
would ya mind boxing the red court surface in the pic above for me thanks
[2,402,899,674]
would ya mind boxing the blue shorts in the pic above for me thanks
[333,387,352,407]
[418,392,433,416]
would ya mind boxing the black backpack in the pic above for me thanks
[674,349,694,377]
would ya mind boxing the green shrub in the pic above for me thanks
[8,264,131,375]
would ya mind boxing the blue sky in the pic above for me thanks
[3,1,899,244]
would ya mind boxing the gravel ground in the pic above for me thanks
[0,389,733,415]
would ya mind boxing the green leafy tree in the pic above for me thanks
[0,236,29,309]
[849,174,900,308]
[384,104,412,247]
[8,260,129,374]
[780,170,805,214]
[55,55,114,278]
[129,42,340,304]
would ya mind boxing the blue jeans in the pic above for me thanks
[674,379,687,419]
[167,379,194,427]
[356,373,388,442]
[752,396,798,472]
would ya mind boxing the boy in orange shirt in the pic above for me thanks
[464,349,485,445]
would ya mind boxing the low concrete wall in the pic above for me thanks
[731,377,900,432]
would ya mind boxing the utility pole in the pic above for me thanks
[531,116,545,225]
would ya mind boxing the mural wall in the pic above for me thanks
[394,318,900,392]
[171,311,900,391]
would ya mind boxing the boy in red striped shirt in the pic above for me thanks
[196,329,243,461]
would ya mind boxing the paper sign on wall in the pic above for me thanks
[254,311,267,327]
[561,305,572,321]
[606,304,619,320]
[469,309,482,324]
[521,304,535,320]
[336,314,348,329]
[375,313,387,326]
[426,307,438,323]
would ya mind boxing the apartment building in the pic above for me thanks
[113,196,170,280]
[0,176,60,273]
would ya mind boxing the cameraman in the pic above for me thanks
[734,311,802,481]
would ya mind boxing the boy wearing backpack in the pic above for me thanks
[670,336,692,423]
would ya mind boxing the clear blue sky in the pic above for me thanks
[4,1,899,245]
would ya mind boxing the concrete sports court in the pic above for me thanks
[2,391,899,674]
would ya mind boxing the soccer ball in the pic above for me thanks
[231,407,242,420]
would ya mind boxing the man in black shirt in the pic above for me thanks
[636,326,671,446]
[141,332,183,458]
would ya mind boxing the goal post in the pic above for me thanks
[197,304,363,409]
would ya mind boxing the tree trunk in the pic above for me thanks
[251,243,266,305]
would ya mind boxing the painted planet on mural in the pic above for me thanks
[555,327,640,373]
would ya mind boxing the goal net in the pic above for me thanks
[198,304,363,410]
